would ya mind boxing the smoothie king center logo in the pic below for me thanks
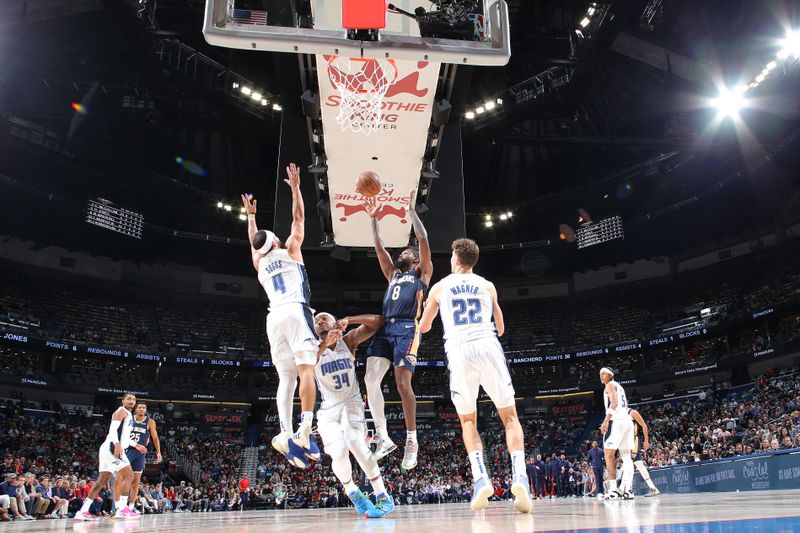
[334,185,410,223]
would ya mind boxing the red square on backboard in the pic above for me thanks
[342,0,387,29]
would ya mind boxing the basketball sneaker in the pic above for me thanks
[470,476,493,512]
[401,439,418,471]
[120,507,140,519]
[372,435,397,460]
[348,490,384,518]
[603,490,622,500]
[374,493,395,516]
[645,488,660,497]
[287,429,321,467]
[74,511,98,521]
[271,431,290,458]
[623,491,635,500]
[510,474,533,513]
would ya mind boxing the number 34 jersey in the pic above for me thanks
[436,273,497,354]
[315,339,359,408]
[257,248,311,310]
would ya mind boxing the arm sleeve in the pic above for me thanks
[107,419,122,443]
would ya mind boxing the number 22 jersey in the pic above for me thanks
[436,273,497,354]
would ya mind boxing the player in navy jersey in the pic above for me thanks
[242,163,320,468]
[363,188,433,470]
[126,403,161,514]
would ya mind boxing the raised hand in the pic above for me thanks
[284,163,301,189]
[336,318,350,331]
[324,329,343,346]
[364,196,382,218]
[409,187,418,209]
[241,194,257,215]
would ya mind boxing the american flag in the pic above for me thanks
[232,8,267,25]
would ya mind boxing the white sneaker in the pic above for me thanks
[372,435,397,460]
[401,439,418,470]
[272,431,291,457]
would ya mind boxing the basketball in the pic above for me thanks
[356,170,382,197]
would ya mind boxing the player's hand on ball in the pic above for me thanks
[241,194,257,214]
[364,197,382,218]
[284,162,301,189]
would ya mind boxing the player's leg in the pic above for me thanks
[364,330,395,459]
[128,472,142,512]
[272,358,298,456]
[342,402,394,516]
[391,324,420,470]
[603,444,619,497]
[635,458,660,495]
[114,466,137,517]
[449,347,492,511]
[619,421,635,498]
[318,411,383,518]
[285,307,321,460]
[76,469,111,519]
[480,337,531,513]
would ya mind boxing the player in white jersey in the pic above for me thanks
[599,367,635,500]
[419,238,532,514]
[74,393,138,520]
[312,312,395,518]
[242,163,319,468]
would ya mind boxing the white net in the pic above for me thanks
[325,56,398,135]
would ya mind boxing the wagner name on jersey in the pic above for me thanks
[315,339,359,407]
[257,248,311,309]
[436,273,497,353]
[603,381,631,421]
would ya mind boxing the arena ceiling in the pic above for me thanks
[1,0,799,281]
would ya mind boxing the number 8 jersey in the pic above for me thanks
[436,273,497,353]
[257,248,311,309]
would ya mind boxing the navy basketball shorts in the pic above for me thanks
[365,319,421,371]
[125,448,146,474]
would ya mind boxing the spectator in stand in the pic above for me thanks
[0,474,29,520]
[238,474,250,510]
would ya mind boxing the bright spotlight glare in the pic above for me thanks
[272,103,282,111]
[499,213,508,221]
[223,204,232,212]
[766,61,777,71]
[579,17,590,28]
[781,30,800,58]
[485,220,493,228]
[241,87,252,96]
[216,201,223,209]
[476,106,485,114]
[712,88,747,118]
[506,211,513,218]
[465,111,475,119]
[485,101,496,110]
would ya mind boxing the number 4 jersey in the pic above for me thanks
[436,273,497,354]
[315,339,359,408]
[257,248,311,309]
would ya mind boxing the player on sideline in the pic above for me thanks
[599,367,634,500]
[126,403,162,513]
[419,238,532,513]
[618,408,661,497]
[74,393,138,520]
[242,163,320,467]
[312,312,395,518]
[363,188,433,469]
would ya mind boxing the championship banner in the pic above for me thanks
[317,56,440,248]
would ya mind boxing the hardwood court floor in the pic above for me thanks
[12,489,800,533]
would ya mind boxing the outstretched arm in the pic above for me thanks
[284,163,305,263]
[407,188,433,285]
[149,419,162,463]
[418,283,442,333]
[340,315,384,353]
[241,194,260,271]
[365,197,396,282]
[631,409,650,449]
[487,282,505,337]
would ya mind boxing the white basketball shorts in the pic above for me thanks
[604,418,634,452]
[98,442,131,474]
[317,395,366,449]
[266,303,319,366]
[446,337,516,415]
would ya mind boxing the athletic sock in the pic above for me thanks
[406,430,417,443]
[375,425,389,440]
[608,479,618,492]
[299,411,314,432]
[81,498,92,513]
[468,450,488,482]
[343,479,359,495]
[370,477,387,496]
[510,450,526,478]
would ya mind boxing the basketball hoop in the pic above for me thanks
[325,56,398,135]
